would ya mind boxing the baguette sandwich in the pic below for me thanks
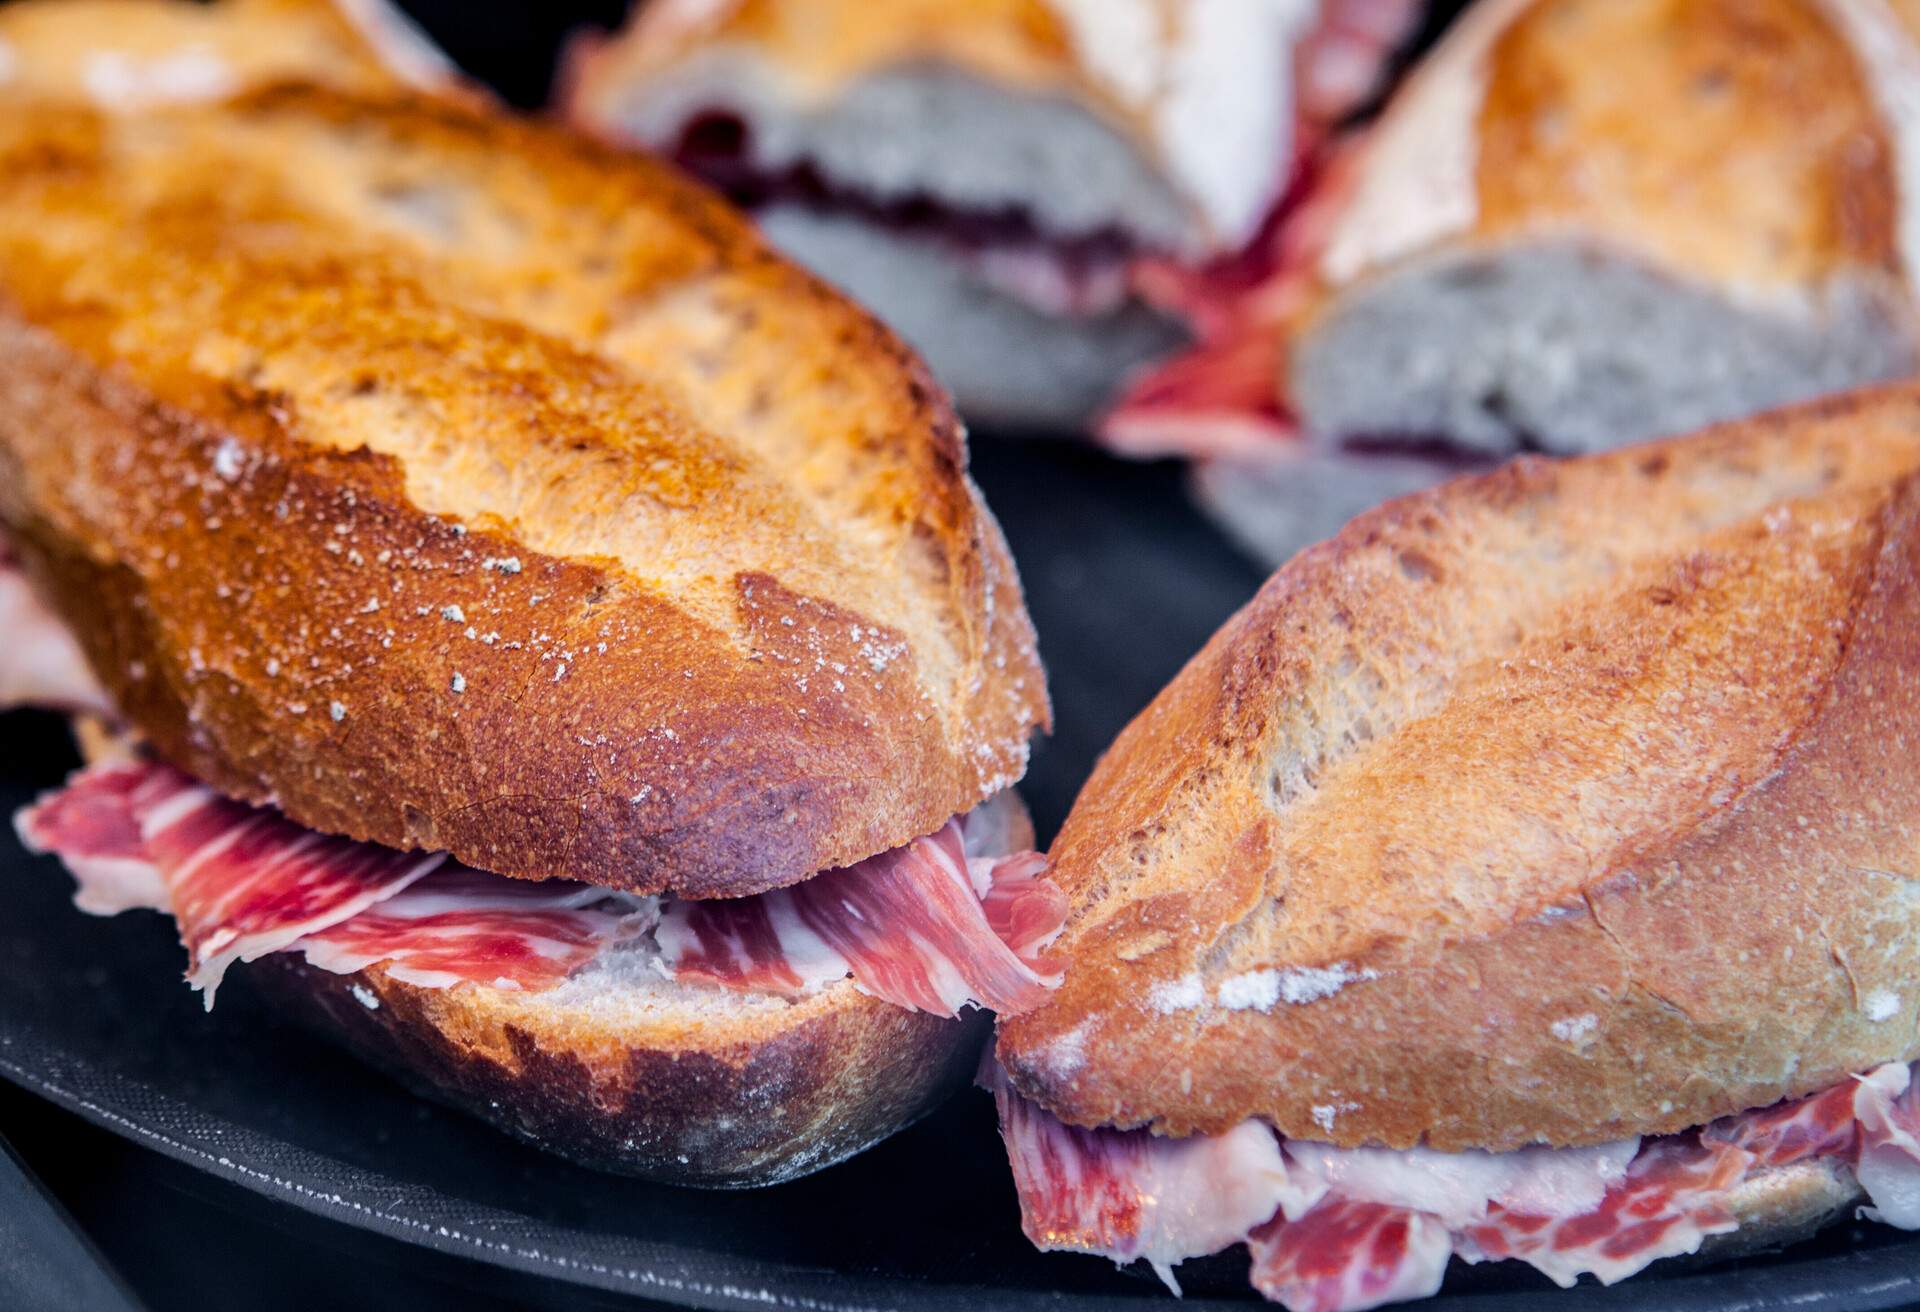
[562,0,1424,430]
[989,385,1920,1307]
[1109,0,1920,564]
[0,5,1060,1188]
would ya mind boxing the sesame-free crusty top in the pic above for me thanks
[0,84,1048,897]
[1000,386,1920,1152]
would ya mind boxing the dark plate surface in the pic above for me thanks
[5,437,1920,1312]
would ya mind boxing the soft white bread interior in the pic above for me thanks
[1285,0,1920,457]
[0,82,1047,898]
[757,206,1186,430]
[1000,385,1920,1153]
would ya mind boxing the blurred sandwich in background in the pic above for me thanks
[563,0,1425,430]
[1106,0,1920,563]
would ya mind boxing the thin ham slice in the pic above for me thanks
[1455,1136,1749,1289]
[0,540,113,717]
[984,1055,1920,1312]
[1248,1200,1450,1312]
[656,818,1066,1018]
[18,761,444,1002]
[19,761,1062,1018]
[297,867,650,991]
[983,1051,1305,1293]
[1852,1063,1920,1228]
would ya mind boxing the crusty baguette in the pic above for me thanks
[1284,0,1920,458]
[0,0,451,107]
[0,84,1047,897]
[999,384,1920,1152]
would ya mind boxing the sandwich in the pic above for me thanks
[0,9,1059,1188]
[561,0,1425,430]
[1108,0,1920,564]
[987,384,1920,1308]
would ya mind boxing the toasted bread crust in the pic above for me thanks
[0,0,413,107]
[1476,0,1900,291]
[568,0,1159,192]
[0,87,1046,896]
[248,955,987,1187]
[1310,0,1913,308]
[1000,386,1920,1150]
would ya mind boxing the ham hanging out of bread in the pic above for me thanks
[16,761,1065,1017]
[981,1056,1920,1312]
[0,537,112,716]
[656,820,1065,1018]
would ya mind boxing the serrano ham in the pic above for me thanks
[18,761,444,1002]
[982,1055,1920,1312]
[1248,1200,1450,1312]
[17,762,1063,1016]
[0,539,112,717]
[296,868,649,991]
[985,1049,1304,1293]
[656,818,1066,1017]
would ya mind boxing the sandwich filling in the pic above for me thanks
[18,760,1064,1016]
[982,1055,1920,1312]
[0,542,111,716]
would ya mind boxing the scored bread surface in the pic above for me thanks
[0,85,1047,896]
[999,386,1920,1152]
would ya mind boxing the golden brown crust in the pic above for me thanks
[999,386,1920,1151]
[247,955,988,1187]
[567,0,1142,163]
[1474,0,1899,292]
[0,87,1046,896]
[1304,0,1913,322]
[0,0,429,105]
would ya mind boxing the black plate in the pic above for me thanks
[5,438,1920,1312]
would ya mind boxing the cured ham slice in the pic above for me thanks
[297,867,649,991]
[1455,1137,1748,1289]
[1103,140,1362,459]
[984,1057,1920,1312]
[657,818,1066,1018]
[1705,1078,1864,1165]
[19,762,1062,1017]
[983,1052,1304,1293]
[1852,1063,1920,1228]
[0,540,113,716]
[19,761,443,1002]
[1248,1200,1450,1312]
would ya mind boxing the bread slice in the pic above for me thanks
[1285,0,1920,457]
[249,953,991,1187]
[998,384,1920,1152]
[0,84,1047,897]
[0,0,450,107]
[241,784,1034,1187]
[754,206,1186,431]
